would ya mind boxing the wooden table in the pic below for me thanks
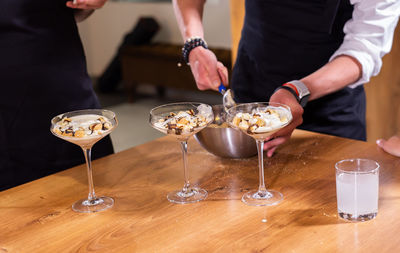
[1,130,399,252]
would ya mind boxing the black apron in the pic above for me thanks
[232,0,366,141]
[0,0,114,190]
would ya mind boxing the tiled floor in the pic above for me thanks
[97,84,221,153]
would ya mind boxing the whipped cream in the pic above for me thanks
[231,106,291,134]
[53,115,113,139]
[154,105,212,136]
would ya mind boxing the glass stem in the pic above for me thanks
[180,141,190,194]
[256,140,267,194]
[82,147,97,202]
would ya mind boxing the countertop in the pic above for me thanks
[1,129,399,252]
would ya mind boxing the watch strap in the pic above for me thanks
[273,86,300,102]
[273,80,310,108]
[283,82,300,97]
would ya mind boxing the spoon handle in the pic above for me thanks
[218,83,226,94]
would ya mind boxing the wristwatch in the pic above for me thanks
[274,80,310,108]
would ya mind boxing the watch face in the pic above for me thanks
[292,80,310,98]
[300,89,310,98]
[290,80,310,107]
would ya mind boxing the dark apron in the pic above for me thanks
[0,0,114,190]
[232,0,366,141]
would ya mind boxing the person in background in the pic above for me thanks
[172,0,400,157]
[0,0,113,191]
[377,136,400,157]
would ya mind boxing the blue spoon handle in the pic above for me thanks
[218,83,226,94]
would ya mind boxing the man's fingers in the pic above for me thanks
[376,136,400,157]
[66,0,105,9]
[193,61,212,90]
[267,146,277,158]
[201,53,221,90]
[216,61,229,86]
[195,63,220,90]
[191,61,207,90]
[263,136,288,157]
[376,139,386,148]
[263,136,287,150]
[209,71,222,90]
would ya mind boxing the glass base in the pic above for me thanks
[241,190,283,206]
[338,211,377,222]
[72,196,114,213]
[167,188,208,204]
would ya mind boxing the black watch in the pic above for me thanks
[274,80,310,108]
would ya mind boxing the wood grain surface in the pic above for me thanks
[0,130,399,253]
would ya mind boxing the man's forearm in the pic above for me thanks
[301,55,362,101]
[172,0,206,41]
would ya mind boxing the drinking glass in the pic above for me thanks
[51,109,118,213]
[336,158,380,222]
[227,102,292,206]
[149,102,213,204]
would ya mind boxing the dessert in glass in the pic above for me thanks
[227,102,292,206]
[149,102,213,204]
[51,109,118,213]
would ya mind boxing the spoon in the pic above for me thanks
[218,84,236,111]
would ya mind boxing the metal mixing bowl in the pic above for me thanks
[194,105,257,158]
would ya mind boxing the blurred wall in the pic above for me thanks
[78,0,232,76]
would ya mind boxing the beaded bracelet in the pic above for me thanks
[182,36,208,65]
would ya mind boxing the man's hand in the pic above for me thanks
[66,0,107,22]
[188,46,229,91]
[66,0,107,10]
[376,135,400,157]
[265,89,304,157]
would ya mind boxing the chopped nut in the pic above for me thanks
[98,117,106,123]
[103,122,112,130]
[239,121,249,131]
[177,117,189,125]
[90,123,102,131]
[248,124,258,133]
[167,123,177,129]
[233,116,241,126]
[54,128,62,135]
[255,118,266,127]
[74,130,85,138]
[63,128,74,137]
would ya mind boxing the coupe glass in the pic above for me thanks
[227,102,292,206]
[50,109,118,213]
[149,102,213,204]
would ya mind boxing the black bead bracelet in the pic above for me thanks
[182,37,208,65]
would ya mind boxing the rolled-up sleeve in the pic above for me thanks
[330,0,400,88]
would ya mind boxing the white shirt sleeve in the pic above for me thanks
[329,0,400,88]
